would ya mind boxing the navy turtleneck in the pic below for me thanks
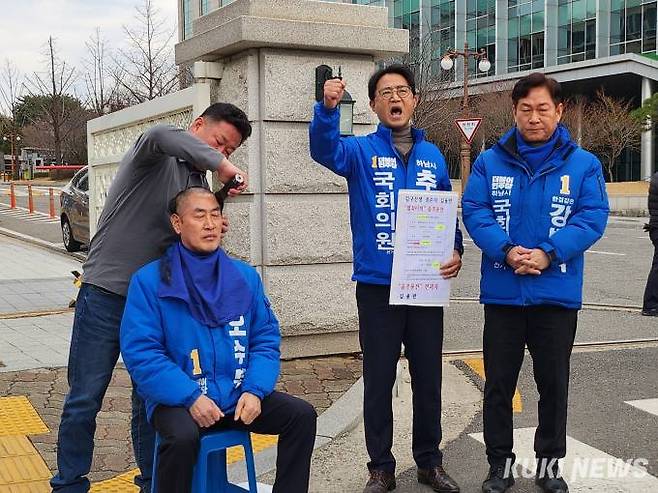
[515,126,560,173]
[158,242,251,327]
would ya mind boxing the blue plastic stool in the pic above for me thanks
[151,429,259,493]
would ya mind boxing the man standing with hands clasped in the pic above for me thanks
[462,73,609,493]
[309,64,463,493]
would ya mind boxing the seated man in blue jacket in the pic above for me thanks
[310,64,463,493]
[462,73,609,493]
[120,187,317,493]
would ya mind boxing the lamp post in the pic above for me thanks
[440,43,491,193]
[2,133,22,181]
[315,64,356,136]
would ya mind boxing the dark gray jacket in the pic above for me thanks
[83,125,225,296]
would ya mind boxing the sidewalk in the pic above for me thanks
[0,234,80,314]
[0,353,363,488]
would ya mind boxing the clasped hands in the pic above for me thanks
[189,392,261,428]
[506,246,551,275]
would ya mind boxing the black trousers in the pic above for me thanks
[356,282,445,474]
[483,304,577,467]
[643,229,658,311]
[151,391,317,493]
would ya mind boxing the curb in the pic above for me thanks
[0,226,86,262]
[227,376,365,483]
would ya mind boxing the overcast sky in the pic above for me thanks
[0,0,179,98]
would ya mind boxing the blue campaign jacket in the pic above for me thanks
[120,248,281,421]
[309,102,463,285]
[462,125,609,309]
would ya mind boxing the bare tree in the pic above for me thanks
[0,60,25,178]
[472,87,514,150]
[587,90,643,182]
[83,28,123,116]
[113,0,179,104]
[24,36,88,164]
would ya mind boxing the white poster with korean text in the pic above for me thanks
[389,190,459,306]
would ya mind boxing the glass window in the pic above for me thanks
[509,17,520,37]
[627,39,642,51]
[586,19,597,57]
[521,14,532,35]
[626,5,643,39]
[558,25,571,55]
[520,36,532,64]
[610,10,624,43]
[573,0,587,21]
[587,0,597,17]
[532,10,545,32]
[610,43,624,54]
[559,4,570,25]
[532,32,545,67]
[182,0,192,40]
[508,39,519,65]
[78,175,89,193]
[572,21,586,52]
[644,3,657,51]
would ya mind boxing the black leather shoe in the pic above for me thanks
[642,308,658,316]
[363,470,396,493]
[535,460,569,493]
[417,465,460,492]
[481,463,514,493]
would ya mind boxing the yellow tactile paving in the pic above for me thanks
[0,480,51,492]
[0,397,49,437]
[226,433,278,464]
[88,434,278,492]
[89,476,139,493]
[113,470,139,483]
[0,436,40,458]
[464,358,523,413]
[0,455,51,484]
[0,393,278,493]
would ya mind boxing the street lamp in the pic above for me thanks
[315,64,355,136]
[441,43,491,192]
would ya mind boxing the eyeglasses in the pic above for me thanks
[377,85,413,100]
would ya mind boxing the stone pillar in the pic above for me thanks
[641,77,655,180]
[175,0,408,357]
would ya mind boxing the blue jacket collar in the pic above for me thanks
[375,123,425,144]
[158,243,253,326]
[496,124,577,176]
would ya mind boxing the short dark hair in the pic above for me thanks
[200,103,252,144]
[512,73,563,106]
[368,64,417,101]
[168,186,223,215]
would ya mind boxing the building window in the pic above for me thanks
[200,0,210,15]
[508,0,545,71]
[557,0,597,64]
[182,0,192,40]
[466,0,496,77]
[393,0,422,61]
[430,0,456,77]
[610,0,657,55]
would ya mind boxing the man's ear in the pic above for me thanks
[556,102,564,122]
[189,117,204,134]
[170,214,182,235]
